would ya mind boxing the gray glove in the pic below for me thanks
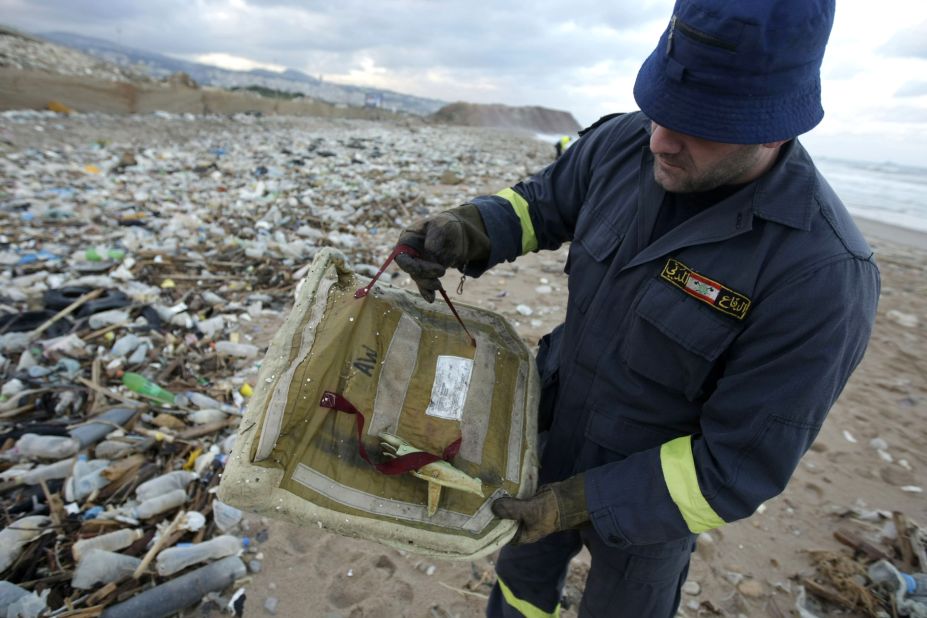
[395,204,490,303]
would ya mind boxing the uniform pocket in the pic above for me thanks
[622,279,740,400]
[624,537,695,585]
[568,224,623,314]
[584,406,679,459]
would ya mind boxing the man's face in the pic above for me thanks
[650,122,768,193]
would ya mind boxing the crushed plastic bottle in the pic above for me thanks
[71,549,142,590]
[155,534,242,576]
[212,499,243,533]
[64,456,111,502]
[72,529,143,561]
[0,516,50,572]
[176,391,239,415]
[13,433,80,460]
[214,341,259,359]
[136,471,197,502]
[132,488,188,519]
[18,457,75,485]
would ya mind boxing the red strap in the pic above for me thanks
[355,244,476,347]
[320,391,461,476]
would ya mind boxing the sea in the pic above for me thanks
[815,158,927,234]
[534,134,927,235]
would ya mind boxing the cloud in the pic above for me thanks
[879,19,927,58]
[896,81,927,97]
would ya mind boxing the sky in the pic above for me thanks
[3,0,927,166]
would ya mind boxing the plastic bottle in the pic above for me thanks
[177,391,239,415]
[122,372,176,405]
[0,581,31,614]
[133,488,188,519]
[214,341,259,359]
[65,457,111,502]
[135,471,197,502]
[155,534,242,576]
[72,529,143,562]
[110,334,142,357]
[100,556,247,618]
[71,549,142,590]
[95,437,152,459]
[868,560,927,611]
[4,588,47,618]
[189,409,227,425]
[15,433,79,460]
[0,516,50,572]
[88,309,131,329]
[85,248,126,262]
[19,457,75,485]
[212,500,243,533]
[70,407,137,449]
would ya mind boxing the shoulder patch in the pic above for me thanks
[660,258,751,320]
[578,113,625,137]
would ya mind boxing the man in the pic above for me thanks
[396,0,880,616]
[554,135,573,158]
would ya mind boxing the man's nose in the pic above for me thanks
[650,123,683,155]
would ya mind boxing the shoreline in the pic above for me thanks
[854,216,927,251]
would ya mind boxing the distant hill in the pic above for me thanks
[3,27,583,131]
[431,102,581,134]
[39,31,446,116]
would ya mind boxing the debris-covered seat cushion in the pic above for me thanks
[219,248,538,559]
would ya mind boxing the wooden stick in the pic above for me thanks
[438,581,489,600]
[0,403,36,419]
[88,358,102,415]
[177,416,238,440]
[29,288,103,341]
[834,528,899,565]
[893,511,916,570]
[801,578,855,610]
[84,322,132,341]
[133,509,185,579]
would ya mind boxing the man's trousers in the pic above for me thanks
[486,527,694,618]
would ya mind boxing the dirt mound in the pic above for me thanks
[431,101,581,134]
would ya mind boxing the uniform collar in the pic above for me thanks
[749,139,817,231]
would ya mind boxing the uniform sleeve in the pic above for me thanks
[585,256,880,547]
[465,117,622,277]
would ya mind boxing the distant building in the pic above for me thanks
[364,93,383,108]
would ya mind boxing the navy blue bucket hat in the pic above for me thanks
[634,0,835,144]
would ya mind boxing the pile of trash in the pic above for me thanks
[798,506,927,618]
[0,109,549,616]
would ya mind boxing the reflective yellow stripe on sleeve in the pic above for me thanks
[660,435,726,533]
[497,577,560,618]
[496,188,538,255]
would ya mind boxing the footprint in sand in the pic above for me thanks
[327,554,414,609]
[803,483,824,504]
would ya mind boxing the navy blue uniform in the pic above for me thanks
[467,112,880,617]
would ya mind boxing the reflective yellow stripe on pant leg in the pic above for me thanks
[497,577,560,618]
[496,188,538,255]
[660,436,726,533]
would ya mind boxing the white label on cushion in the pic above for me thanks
[425,355,473,421]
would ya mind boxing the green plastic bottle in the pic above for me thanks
[122,372,175,405]
[85,248,126,262]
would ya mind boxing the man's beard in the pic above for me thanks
[653,144,765,193]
